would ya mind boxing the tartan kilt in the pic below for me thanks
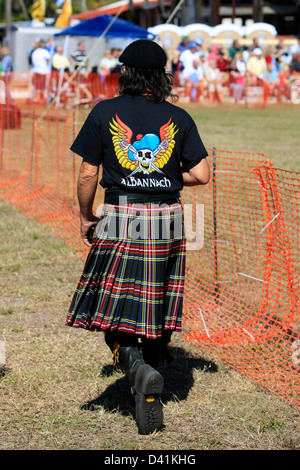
[66,201,186,339]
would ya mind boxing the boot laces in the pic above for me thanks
[112,341,120,371]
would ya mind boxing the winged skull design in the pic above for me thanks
[109,114,178,177]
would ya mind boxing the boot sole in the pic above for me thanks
[135,392,163,435]
[132,364,164,435]
[134,364,164,395]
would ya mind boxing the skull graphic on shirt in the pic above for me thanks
[109,114,177,177]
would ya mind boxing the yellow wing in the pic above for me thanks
[109,115,138,171]
[153,119,178,172]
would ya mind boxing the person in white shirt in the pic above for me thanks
[31,39,51,103]
[99,49,115,81]
[179,42,198,67]
[178,42,199,86]
[182,58,205,102]
[235,51,246,75]
[229,51,246,103]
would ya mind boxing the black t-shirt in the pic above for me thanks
[70,94,208,193]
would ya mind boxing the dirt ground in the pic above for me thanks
[0,199,299,450]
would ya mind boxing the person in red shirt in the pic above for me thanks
[216,50,230,72]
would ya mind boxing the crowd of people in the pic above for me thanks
[170,35,300,104]
[1,34,299,107]
[24,39,124,105]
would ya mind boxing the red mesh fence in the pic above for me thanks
[0,89,299,408]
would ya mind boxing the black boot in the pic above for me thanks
[118,345,164,435]
[104,332,164,435]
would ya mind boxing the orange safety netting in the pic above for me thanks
[4,70,284,108]
[0,99,299,409]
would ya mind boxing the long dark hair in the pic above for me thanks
[117,65,178,103]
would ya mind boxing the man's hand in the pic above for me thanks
[80,216,100,248]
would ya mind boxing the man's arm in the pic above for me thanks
[77,160,100,247]
[182,158,210,186]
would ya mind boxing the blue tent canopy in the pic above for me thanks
[54,14,155,39]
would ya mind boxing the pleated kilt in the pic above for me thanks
[66,200,186,339]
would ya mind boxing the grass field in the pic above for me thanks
[186,103,300,172]
[0,104,299,451]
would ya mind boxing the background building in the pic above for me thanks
[71,0,300,35]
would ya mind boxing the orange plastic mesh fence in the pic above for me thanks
[0,102,299,408]
[5,71,272,108]
[182,152,300,406]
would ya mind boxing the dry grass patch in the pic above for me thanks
[0,190,300,449]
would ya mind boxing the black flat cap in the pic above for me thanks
[119,39,167,69]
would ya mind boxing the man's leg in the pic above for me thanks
[104,331,164,435]
[140,331,176,370]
